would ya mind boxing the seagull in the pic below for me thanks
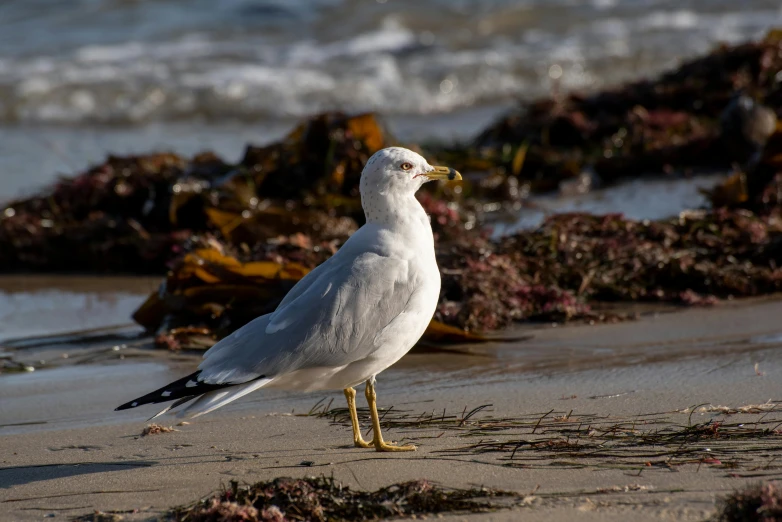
[116,147,461,452]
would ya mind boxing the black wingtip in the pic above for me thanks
[115,400,142,411]
[113,370,240,413]
[114,371,203,412]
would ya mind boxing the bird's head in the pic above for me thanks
[359,147,461,198]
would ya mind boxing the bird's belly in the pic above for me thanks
[265,321,432,392]
[264,365,351,391]
[265,345,414,391]
[327,303,437,388]
[327,349,408,389]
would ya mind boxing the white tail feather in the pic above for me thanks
[148,404,175,421]
[177,378,273,419]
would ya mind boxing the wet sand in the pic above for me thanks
[1,297,782,521]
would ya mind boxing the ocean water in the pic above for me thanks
[1,0,779,125]
[0,0,780,198]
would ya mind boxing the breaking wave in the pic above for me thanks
[0,0,779,124]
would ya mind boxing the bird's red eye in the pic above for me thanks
[400,162,413,171]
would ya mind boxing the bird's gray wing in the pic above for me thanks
[199,251,333,363]
[196,248,416,384]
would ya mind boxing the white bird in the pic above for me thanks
[116,147,461,452]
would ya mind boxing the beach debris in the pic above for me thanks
[132,242,489,349]
[434,206,782,332]
[595,484,653,494]
[0,112,386,274]
[0,152,201,273]
[720,94,778,168]
[677,401,780,415]
[715,481,782,522]
[166,476,516,521]
[72,511,125,522]
[129,199,782,346]
[0,350,35,374]
[470,30,782,191]
[140,424,178,437]
[309,400,782,473]
[239,112,386,205]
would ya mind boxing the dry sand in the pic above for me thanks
[2,298,782,521]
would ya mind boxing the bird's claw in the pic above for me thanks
[374,441,417,452]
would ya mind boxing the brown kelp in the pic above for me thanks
[132,240,489,348]
[134,165,782,343]
[166,476,516,521]
[434,195,782,332]
[0,112,385,273]
[0,152,207,273]
[469,30,782,191]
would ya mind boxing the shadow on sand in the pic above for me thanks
[0,460,155,490]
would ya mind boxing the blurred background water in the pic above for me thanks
[1,0,780,200]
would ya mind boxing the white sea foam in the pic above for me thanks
[0,2,779,123]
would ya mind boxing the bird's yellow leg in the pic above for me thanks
[343,387,372,448]
[364,379,416,452]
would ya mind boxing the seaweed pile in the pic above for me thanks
[0,112,382,273]
[438,207,782,331]
[715,481,782,522]
[466,30,782,192]
[167,476,515,521]
[2,33,782,343]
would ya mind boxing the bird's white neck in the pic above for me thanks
[362,190,431,236]
[362,190,419,225]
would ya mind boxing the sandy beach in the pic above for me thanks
[2,296,781,521]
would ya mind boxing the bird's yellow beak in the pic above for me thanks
[426,165,462,181]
